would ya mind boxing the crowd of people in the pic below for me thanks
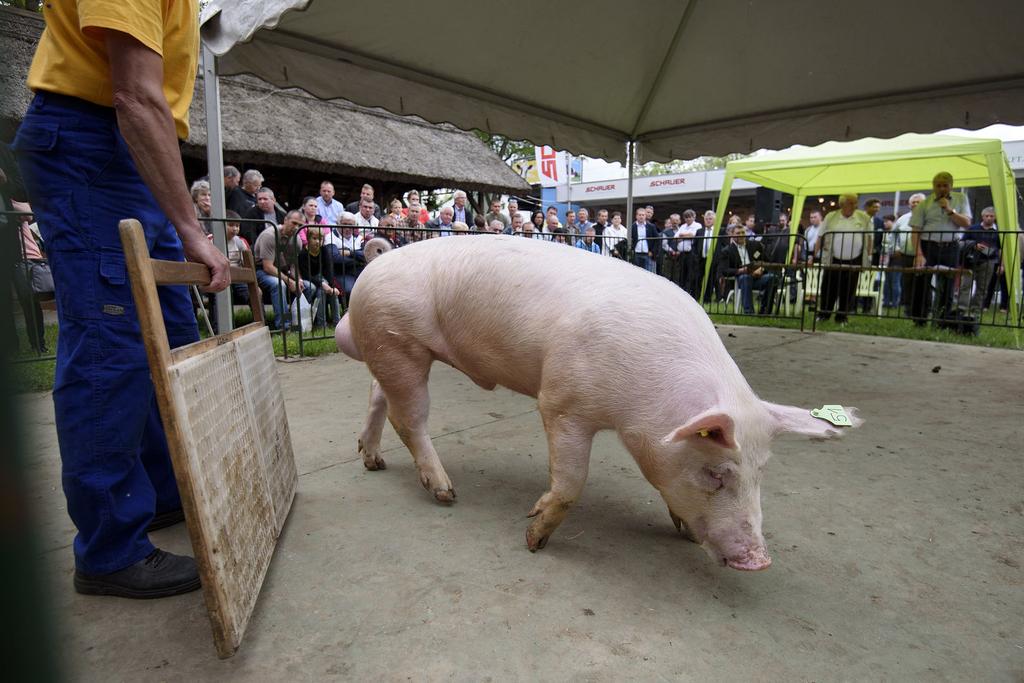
[188,168,1014,335]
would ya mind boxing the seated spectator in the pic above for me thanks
[575,227,601,253]
[354,198,380,229]
[506,212,524,235]
[520,220,539,239]
[488,219,505,234]
[377,215,407,247]
[387,198,405,225]
[545,205,561,228]
[253,211,304,330]
[813,192,872,324]
[330,212,365,294]
[484,198,509,230]
[528,210,545,235]
[507,199,520,224]
[226,167,261,217]
[545,212,561,240]
[957,206,1001,330]
[473,214,487,232]
[243,186,286,244]
[191,179,212,233]
[744,214,758,239]
[426,206,455,236]
[403,189,430,224]
[316,180,344,226]
[346,183,382,217]
[603,211,628,258]
[451,190,474,225]
[551,227,569,245]
[297,195,327,245]
[452,221,471,234]
[721,224,777,314]
[224,210,250,306]
[297,227,341,326]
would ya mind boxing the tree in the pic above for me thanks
[468,131,534,216]
[635,153,747,177]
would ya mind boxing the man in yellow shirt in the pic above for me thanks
[11,0,229,599]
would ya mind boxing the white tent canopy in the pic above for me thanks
[200,0,1024,164]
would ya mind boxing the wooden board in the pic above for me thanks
[120,220,296,658]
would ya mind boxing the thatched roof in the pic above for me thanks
[0,7,528,194]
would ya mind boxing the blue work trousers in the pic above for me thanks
[12,92,199,574]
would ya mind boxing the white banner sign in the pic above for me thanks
[534,145,567,187]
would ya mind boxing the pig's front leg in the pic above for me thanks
[357,380,388,470]
[374,352,456,504]
[526,416,595,552]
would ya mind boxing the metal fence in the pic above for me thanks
[801,228,1022,333]
[7,213,1023,368]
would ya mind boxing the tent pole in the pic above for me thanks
[787,194,807,266]
[626,141,635,254]
[202,42,232,334]
[700,170,734,304]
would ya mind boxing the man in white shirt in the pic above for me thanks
[813,193,872,323]
[316,180,344,225]
[602,211,628,257]
[804,209,823,260]
[354,199,380,229]
[675,209,699,295]
[630,206,657,273]
[907,172,971,325]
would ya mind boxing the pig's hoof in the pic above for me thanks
[419,471,456,504]
[433,487,457,503]
[357,439,386,471]
[526,527,549,553]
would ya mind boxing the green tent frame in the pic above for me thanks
[703,133,1021,322]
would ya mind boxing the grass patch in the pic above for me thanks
[707,306,1023,350]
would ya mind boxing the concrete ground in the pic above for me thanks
[22,326,1023,681]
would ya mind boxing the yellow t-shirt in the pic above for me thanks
[27,0,199,140]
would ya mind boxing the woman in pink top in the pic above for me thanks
[297,195,327,245]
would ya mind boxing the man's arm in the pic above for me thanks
[105,30,229,291]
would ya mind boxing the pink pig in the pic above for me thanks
[336,235,861,570]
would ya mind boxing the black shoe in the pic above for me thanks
[146,508,185,532]
[74,549,201,599]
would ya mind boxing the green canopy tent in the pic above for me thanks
[703,133,1021,322]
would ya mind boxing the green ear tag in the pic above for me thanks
[810,405,852,427]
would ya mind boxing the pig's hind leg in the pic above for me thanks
[372,347,456,503]
[526,411,595,552]
[357,380,388,470]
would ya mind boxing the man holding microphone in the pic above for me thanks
[907,172,971,326]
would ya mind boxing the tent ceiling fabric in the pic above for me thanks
[201,0,1024,164]
[727,134,1010,195]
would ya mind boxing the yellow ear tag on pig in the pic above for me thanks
[810,405,851,427]
[698,429,709,437]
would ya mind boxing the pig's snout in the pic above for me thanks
[724,546,772,571]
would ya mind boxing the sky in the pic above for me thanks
[578,124,1024,183]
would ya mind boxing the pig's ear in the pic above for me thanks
[661,410,738,450]
[763,401,863,440]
